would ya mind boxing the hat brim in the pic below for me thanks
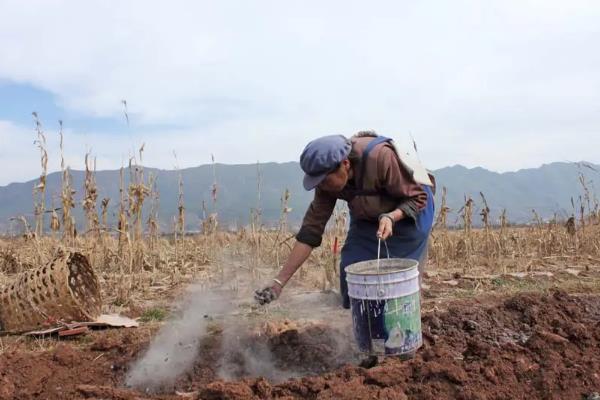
[303,172,327,191]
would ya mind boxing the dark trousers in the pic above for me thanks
[339,186,434,309]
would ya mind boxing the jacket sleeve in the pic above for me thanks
[295,188,337,247]
[377,144,427,221]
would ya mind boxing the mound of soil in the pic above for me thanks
[188,290,600,399]
[149,319,358,394]
[214,320,358,383]
[2,291,600,399]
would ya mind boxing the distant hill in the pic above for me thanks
[0,161,598,232]
[433,162,599,224]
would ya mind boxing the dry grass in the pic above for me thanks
[2,125,600,311]
[2,217,599,312]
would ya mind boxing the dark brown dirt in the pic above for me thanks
[2,291,600,399]
[0,330,168,400]
[160,320,358,394]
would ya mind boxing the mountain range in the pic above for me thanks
[0,161,598,233]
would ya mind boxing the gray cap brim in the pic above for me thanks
[303,173,327,191]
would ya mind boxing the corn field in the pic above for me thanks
[1,129,600,306]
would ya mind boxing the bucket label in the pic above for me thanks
[350,292,422,356]
[382,292,422,354]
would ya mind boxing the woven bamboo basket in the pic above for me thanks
[0,251,102,333]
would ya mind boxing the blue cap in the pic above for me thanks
[300,135,352,190]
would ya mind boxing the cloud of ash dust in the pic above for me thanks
[125,251,360,392]
[124,286,234,393]
[217,319,291,383]
[217,291,361,383]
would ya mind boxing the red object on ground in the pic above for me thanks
[58,326,89,337]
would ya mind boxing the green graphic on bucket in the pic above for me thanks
[383,292,422,354]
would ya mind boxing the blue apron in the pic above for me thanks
[338,137,435,309]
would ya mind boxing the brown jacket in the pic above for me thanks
[296,135,432,247]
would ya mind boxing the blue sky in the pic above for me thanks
[1,0,599,185]
[0,81,126,133]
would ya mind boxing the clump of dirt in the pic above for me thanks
[2,291,600,399]
[217,320,358,382]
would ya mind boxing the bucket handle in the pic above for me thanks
[376,237,391,262]
[376,238,391,298]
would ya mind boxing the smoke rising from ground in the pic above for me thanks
[125,251,359,393]
[125,286,233,392]
[218,321,285,382]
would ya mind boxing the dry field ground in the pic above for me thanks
[1,216,600,399]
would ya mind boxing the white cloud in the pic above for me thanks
[0,0,599,185]
[0,121,58,185]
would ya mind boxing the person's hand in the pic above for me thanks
[377,213,394,240]
[254,282,282,305]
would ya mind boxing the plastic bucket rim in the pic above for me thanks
[345,274,419,285]
[345,258,419,276]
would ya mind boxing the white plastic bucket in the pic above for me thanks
[346,258,422,356]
